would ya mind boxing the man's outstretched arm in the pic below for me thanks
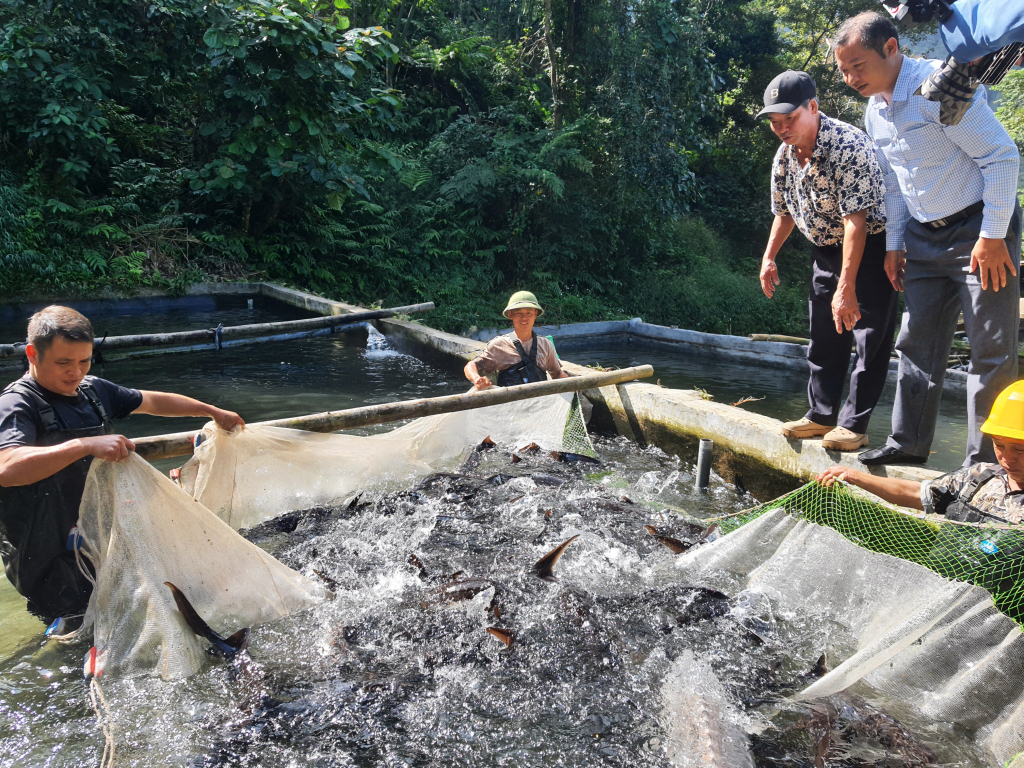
[134,391,244,431]
[0,435,136,487]
[816,466,924,510]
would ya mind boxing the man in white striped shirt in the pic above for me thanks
[834,11,1022,469]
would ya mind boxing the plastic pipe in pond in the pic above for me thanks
[695,439,713,491]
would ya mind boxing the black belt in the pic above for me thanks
[923,200,984,230]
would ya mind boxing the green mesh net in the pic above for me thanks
[563,392,597,457]
[715,481,1024,627]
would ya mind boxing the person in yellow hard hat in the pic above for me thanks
[464,291,570,390]
[816,380,1024,523]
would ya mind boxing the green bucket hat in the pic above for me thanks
[503,290,544,319]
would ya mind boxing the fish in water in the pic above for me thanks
[421,576,500,610]
[794,692,939,768]
[675,587,732,625]
[651,534,692,554]
[661,649,755,768]
[164,582,250,659]
[457,437,497,472]
[530,535,579,581]
[486,627,514,647]
[804,652,828,680]
[643,523,719,554]
[531,473,566,487]
[408,552,431,581]
[550,451,602,465]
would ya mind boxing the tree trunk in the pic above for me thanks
[543,0,563,129]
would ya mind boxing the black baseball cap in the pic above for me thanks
[756,70,817,118]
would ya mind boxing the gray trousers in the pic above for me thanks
[888,204,1022,466]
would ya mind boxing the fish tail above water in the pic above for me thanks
[486,627,514,647]
[806,652,829,679]
[165,582,251,659]
[661,650,754,768]
[530,535,580,582]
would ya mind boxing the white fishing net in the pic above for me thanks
[671,508,1024,765]
[62,391,590,681]
[182,392,592,531]
[74,455,323,680]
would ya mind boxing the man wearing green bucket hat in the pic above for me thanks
[464,291,569,390]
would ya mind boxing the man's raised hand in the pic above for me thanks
[211,409,245,432]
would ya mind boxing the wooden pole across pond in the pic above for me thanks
[133,365,654,461]
[0,302,435,357]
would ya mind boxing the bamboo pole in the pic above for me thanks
[133,365,654,461]
[0,302,434,357]
[747,334,810,345]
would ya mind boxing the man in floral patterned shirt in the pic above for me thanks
[758,70,896,453]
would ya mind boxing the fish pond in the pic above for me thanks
[0,336,992,768]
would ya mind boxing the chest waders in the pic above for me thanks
[496,332,547,387]
[944,468,1008,524]
[926,467,1024,598]
[0,380,112,621]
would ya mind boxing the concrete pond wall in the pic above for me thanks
[471,317,970,398]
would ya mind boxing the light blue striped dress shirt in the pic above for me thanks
[864,55,1019,252]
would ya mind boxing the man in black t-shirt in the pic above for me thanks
[0,305,244,622]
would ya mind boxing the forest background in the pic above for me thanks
[1,0,1021,335]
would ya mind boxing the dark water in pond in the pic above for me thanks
[0,326,467,445]
[0,435,989,767]
[0,294,316,343]
[558,340,969,474]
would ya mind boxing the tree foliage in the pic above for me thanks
[0,0,944,336]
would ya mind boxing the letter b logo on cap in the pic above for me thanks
[771,88,779,99]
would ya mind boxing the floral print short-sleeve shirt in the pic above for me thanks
[770,113,887,248]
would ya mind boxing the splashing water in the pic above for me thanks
[363,325,405,360]
[0,437,989,767]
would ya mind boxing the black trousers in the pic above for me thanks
[805,232,897,434]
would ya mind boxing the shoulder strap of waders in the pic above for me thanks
[78,378,110,425]
[946,467,1009,523]
[511,332,538,367]
[4,380,59,435]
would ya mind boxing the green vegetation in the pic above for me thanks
[0,0,905,334]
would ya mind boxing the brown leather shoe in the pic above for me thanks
[821,427,868,451]
[780,418,832,439]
